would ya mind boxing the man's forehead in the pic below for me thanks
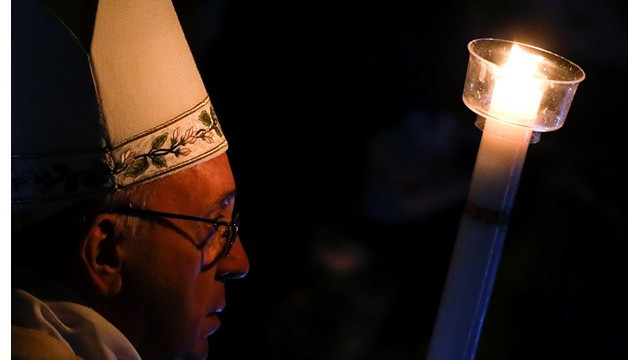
[145,154,236,208]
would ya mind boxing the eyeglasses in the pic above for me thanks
[104,207,239,270]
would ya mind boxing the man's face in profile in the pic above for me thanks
[109,153,249,360]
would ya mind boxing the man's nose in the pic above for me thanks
[217,236,250,279]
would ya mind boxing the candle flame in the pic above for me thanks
[490,45,545,122]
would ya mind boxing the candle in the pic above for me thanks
[426,39,585,360]
[469,44,544,213]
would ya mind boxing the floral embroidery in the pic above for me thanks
[111,107,224,179]
[12,98,226,202]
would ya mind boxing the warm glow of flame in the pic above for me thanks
[490,45,545,122]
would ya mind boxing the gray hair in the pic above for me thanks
[101,184,156,238]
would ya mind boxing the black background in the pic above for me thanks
[172,0,629,359]
[9,0,628,359]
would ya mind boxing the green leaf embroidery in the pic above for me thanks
[151,155,167,168]
[199,110,212,127]
[111,106,223,179]
[124,158,149,178]
[209,106,222,136]
[152,133,168,149]
[213,125,222,137]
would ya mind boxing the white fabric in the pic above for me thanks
[91,0,209,144]
[12,289,142,360]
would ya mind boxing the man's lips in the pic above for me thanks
[205,315,221,337]
[204,305,225,337]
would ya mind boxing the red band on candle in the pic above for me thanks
[463,201,506,224]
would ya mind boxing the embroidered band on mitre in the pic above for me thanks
[109,97,227,188]
[12,0,228,228]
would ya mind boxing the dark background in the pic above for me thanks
[176,1,629,359]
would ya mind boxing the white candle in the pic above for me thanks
[427,44,546,360]
[427,38,584,360]
[470,45,544,210]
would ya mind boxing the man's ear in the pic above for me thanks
[80,214,123,297]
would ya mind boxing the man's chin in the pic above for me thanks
[178,338,210,360]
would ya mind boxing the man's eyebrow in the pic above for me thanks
[216,189,237,207]
[203,190,236,218]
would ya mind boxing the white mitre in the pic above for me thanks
[12,0,228,227]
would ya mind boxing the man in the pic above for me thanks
[11,0,249,359]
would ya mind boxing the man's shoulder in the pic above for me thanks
[11,326,84,360]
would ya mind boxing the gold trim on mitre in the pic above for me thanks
[108,96,228,189]
[11,97,227,205]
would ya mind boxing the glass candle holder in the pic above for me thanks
[462,38,585,136]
